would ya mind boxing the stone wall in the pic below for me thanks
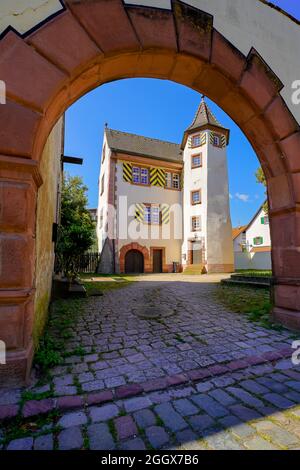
[33,118,63,347]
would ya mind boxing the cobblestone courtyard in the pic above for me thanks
[1,274,300,450]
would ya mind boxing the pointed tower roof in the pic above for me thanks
[188,95,221,130]
[181,96,230,149]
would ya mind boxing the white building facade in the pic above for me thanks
[233,205,272,270]
[97,98,234,274]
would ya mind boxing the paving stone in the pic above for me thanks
[7,437,33,450]
[209,389,237,406]
[114,415,138,440]
[253,420,299,447]
[239,379,269,395]
[84,354,99,363]
[53,374,74,387]
[124,396,152,413]
[226,387,264,408]
[219,415,255,439]
[34,434,54,450]
[82,380,105,392]
[287,381,300,393]
[90,361,109,371]
[172,398,198,417]
[0,404,19,420]
[145,426,169,449]
[189,414,215,432]
[229,404,262,421]
[58,411,87,429]
[191,394,228,418]
[204,430,245,450]
[22,398,55,418]
[58,426,83,450]
[55,385,77,396]
[56,395,84,410]
[195,381,213,392]
[105,376,126,388]
[0,388,21,406]
[78,372,94,384]
[127,353,146,363]
[175,428,198,445]
[257,377,289,393]
[243,435,279,450]
[264,393,295,409]
[154,403,187,432]
[88,423,115,450]
[120,438,146,450]
[133,409,156,429]
[89,404,119,422]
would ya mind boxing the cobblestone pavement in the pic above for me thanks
[1,274,300,450]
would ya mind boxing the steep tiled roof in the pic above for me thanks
[251,246,271,253]
[187,96,221,131]
[105,128,182,163]
[232,225,247,240]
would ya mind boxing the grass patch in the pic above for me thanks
[214,284,282,330]
[81,274,134,296]
[34,298,84,373]
[234,270,272,277]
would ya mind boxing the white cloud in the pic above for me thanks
[229,193,233,199]
[235,192,250,202]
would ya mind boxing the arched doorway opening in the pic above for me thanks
[1,0,300,384]
[125,250,144,274]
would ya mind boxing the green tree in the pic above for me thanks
[56,174,95,279]
[255,167,268,213]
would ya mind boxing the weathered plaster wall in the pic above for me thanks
[33,118,63,347]
[0,0,63,36]
[124,0,300,123]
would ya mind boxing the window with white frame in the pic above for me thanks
[191,190,201,205]
[191,216,201,231]
[192,153,202,168]
[213,134,220,146]
[172,173,180,189]
[165,172,180,190]
[132,166,149,185]
[191,134,201,147]
[143,204,160,225]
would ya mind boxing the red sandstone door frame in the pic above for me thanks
[1,0,300,385]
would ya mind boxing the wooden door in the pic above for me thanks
[125,250,144,273]
[153,249,163,273]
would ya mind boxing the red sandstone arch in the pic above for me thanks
[119,243,151,273]
[1,0,300,384]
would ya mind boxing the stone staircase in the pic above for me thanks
[183,264,205,275]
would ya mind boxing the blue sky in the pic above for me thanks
[64,1,299,228]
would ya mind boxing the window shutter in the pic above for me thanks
[221,135,226,147]
[135,203,144,222]
[200,132,206,146]
[161,204,170,224]
[150,167,165,187]
[123,162,132,182]
[209,132,214,145]
[261,217,264,224]
[180,170,184,190]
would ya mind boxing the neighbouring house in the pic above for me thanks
[233,204,271,270]
[97,97,234,274]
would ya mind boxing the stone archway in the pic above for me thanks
[1,0,300,384]
[120,243,150,274]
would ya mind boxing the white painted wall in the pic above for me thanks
[246,207,271,251]
[182,132,208,266]
[96,134,110,253]
[235,251,272,270]
[115,160,182,266]
[182,130,233,271]
[124,0,300,124]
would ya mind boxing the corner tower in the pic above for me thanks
[181,97,234,273]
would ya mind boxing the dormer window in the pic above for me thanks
[213,135,220,146]
[191,134,201,148]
